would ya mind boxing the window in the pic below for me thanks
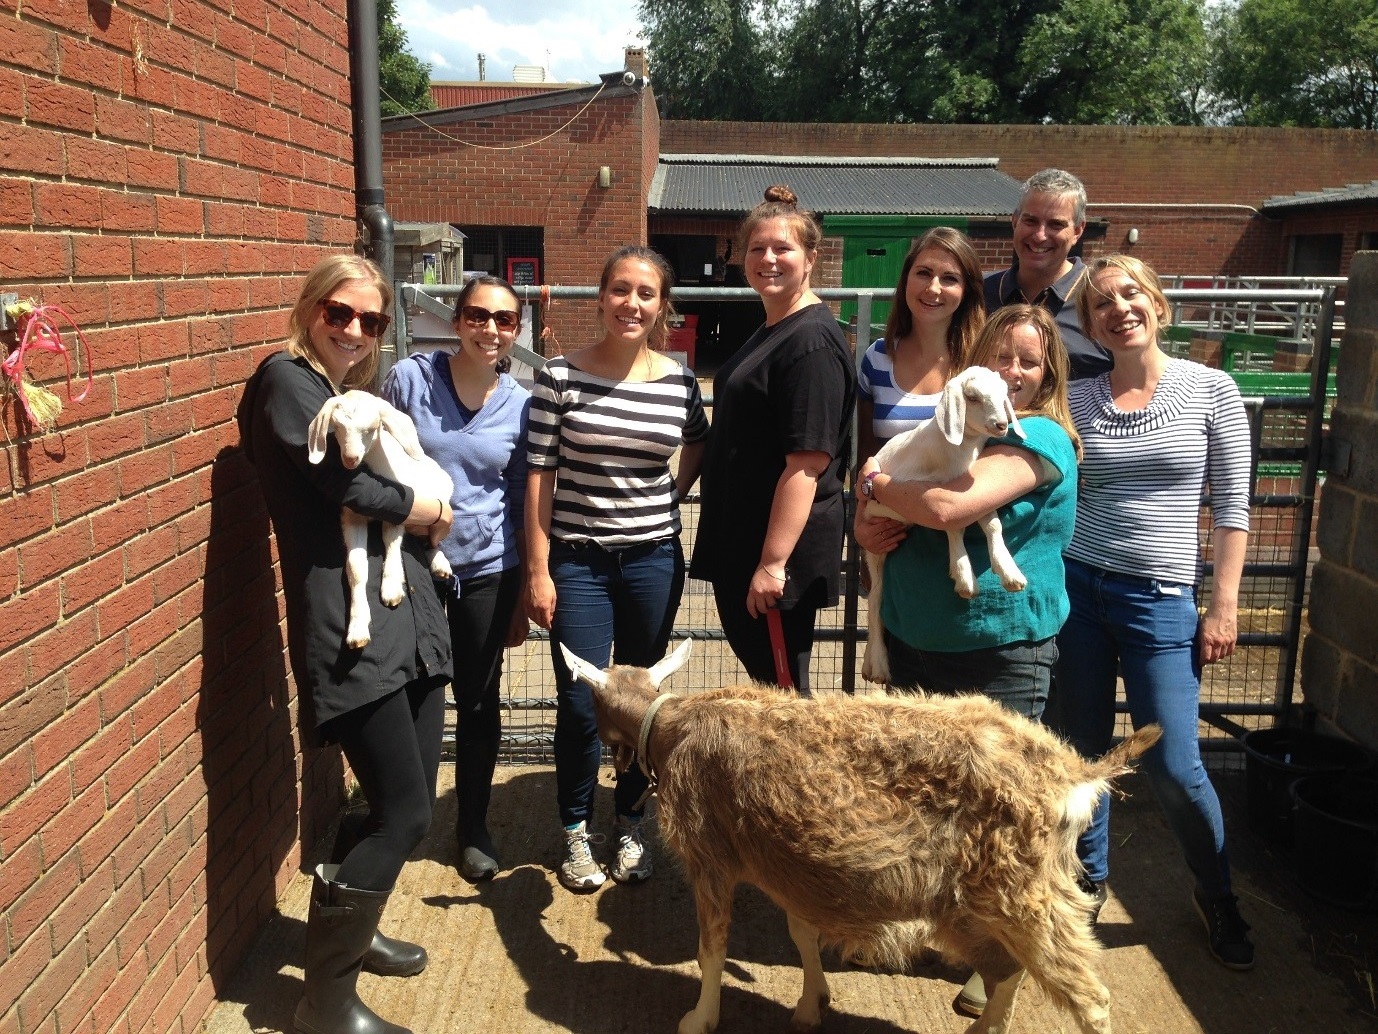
[1288,234,1342,276]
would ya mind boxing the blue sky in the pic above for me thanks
[396,1,645,84]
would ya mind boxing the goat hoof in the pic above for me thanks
[380,586,404,607]
[346,632,371,649]
[1003,576,1027,593]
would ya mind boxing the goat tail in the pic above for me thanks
[1085,724,1163,782]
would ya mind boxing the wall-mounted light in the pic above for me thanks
[597,166,612,189]
[1127,227,1140,244]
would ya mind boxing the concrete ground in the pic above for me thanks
[206,760,1376,1034]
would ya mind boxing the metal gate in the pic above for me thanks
[393,281,1339,761]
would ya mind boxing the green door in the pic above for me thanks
[826,215,969,344]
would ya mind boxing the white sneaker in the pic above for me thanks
[559,822,606,892]
[611,815,653,883]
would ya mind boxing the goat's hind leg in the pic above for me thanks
[379,522,406,606]
[977,511,1026,593]
[861,550,890,684]
[342,510,373,649]
[785,912,829,1031]
[960,939,1026,1034]
[679,877,733,1034]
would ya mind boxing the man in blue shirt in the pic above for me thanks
[984,169,1112,380]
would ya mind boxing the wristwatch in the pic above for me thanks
[859,471,879,499]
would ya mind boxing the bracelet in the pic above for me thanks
[429,501,448,528]
[758,565,787,582]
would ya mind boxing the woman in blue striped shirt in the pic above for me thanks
[856,226,985,466]
[1050,255,1255,970]
[525,245,708,893]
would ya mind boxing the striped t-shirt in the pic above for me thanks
[527,356,709,547]
[858,338,941,443]
[1066,358,1252,586]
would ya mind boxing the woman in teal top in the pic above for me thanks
[854,303,1080,720]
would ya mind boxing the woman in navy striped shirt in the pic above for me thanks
[525,245,708,893]
[1050,255,1255,970]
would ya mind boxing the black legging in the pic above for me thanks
[327,677,447,891]
[447,567,521,841]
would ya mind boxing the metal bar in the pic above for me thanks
[1276,287,1336,716]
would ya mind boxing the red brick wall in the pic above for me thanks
[382,89,656,346]
[1276,205,1378,276]
[0,5,358,1034]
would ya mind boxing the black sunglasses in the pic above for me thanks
[458,304,521,331]
[319,299,391,338]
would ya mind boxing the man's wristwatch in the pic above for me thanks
[859,471,879,499]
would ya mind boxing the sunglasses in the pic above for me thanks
[458,305,521,331]
[319,299,391,338]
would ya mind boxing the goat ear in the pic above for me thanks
[379,402,426,460]
[935,380,966,446]
[560,643,608,690]
[1005,398,1027,440]
[306,398,339,464]
[647,638,692,688]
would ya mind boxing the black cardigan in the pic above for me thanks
[236,352,452,742]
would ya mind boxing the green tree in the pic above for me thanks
[378,0,434,118]
[636,0,773,120]
[1213,0,1378,129]
[1017,0,1214,125]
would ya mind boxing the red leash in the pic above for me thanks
[765,607,794,689]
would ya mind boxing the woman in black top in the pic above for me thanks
[237,254,451,1034]
[689,186,856,692]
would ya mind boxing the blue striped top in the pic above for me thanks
[858,338,941,444]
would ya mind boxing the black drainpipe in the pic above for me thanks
[346,0,397,381]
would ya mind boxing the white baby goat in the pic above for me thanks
[307,391,454,650]
[862,366,1027,685]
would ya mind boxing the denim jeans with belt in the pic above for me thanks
[1050,556,1232,898]
[548,537,684,827]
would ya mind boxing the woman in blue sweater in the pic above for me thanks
[384,275,531,882]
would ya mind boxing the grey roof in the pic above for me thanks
[649,154,1023,217]
[1262,181,1378,212]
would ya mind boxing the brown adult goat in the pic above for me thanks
[562,640,1161,1034]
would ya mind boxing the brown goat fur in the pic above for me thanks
[563,641,1161,1034]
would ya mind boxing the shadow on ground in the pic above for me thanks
[208,763,1376,1034]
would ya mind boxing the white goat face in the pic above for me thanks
[954,367,1025,443]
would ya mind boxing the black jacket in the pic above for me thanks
[237,352,452,742]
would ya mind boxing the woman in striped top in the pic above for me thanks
[525,245,708,893]
[856,226,985,464]
[1050,255,1255,970]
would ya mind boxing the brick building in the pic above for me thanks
[1,4,360,1032]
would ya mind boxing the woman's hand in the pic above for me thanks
[854,500,908,555]
[747,564,786,619]
[506,593,531,647]
[526,571,557,630]
[1199,604,1239,665]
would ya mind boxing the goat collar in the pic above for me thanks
[633,692,676,808]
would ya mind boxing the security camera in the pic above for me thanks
[622,70,636,86]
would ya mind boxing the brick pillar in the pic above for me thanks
[1300,253,1378,750]
[625,46,649,77]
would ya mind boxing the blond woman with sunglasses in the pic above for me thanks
[237,254,453,1034]
[383,275,532,884]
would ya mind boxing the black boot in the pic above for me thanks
[455,738,500,882]
[330,816,428,977]
[294,865,412,1034]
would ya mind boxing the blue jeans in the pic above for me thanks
[549,537,684,827]
[1050,557,1232,898]
[884,632,1054,722]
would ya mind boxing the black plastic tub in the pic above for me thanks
[1291,774,1378,910]
[1241,728,1371,844]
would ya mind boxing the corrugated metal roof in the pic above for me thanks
[1263,180,1378,212]
[649,155,1023,217]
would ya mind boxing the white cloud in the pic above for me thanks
[397,1,644,84]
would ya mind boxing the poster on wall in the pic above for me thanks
[507,257,540,286]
